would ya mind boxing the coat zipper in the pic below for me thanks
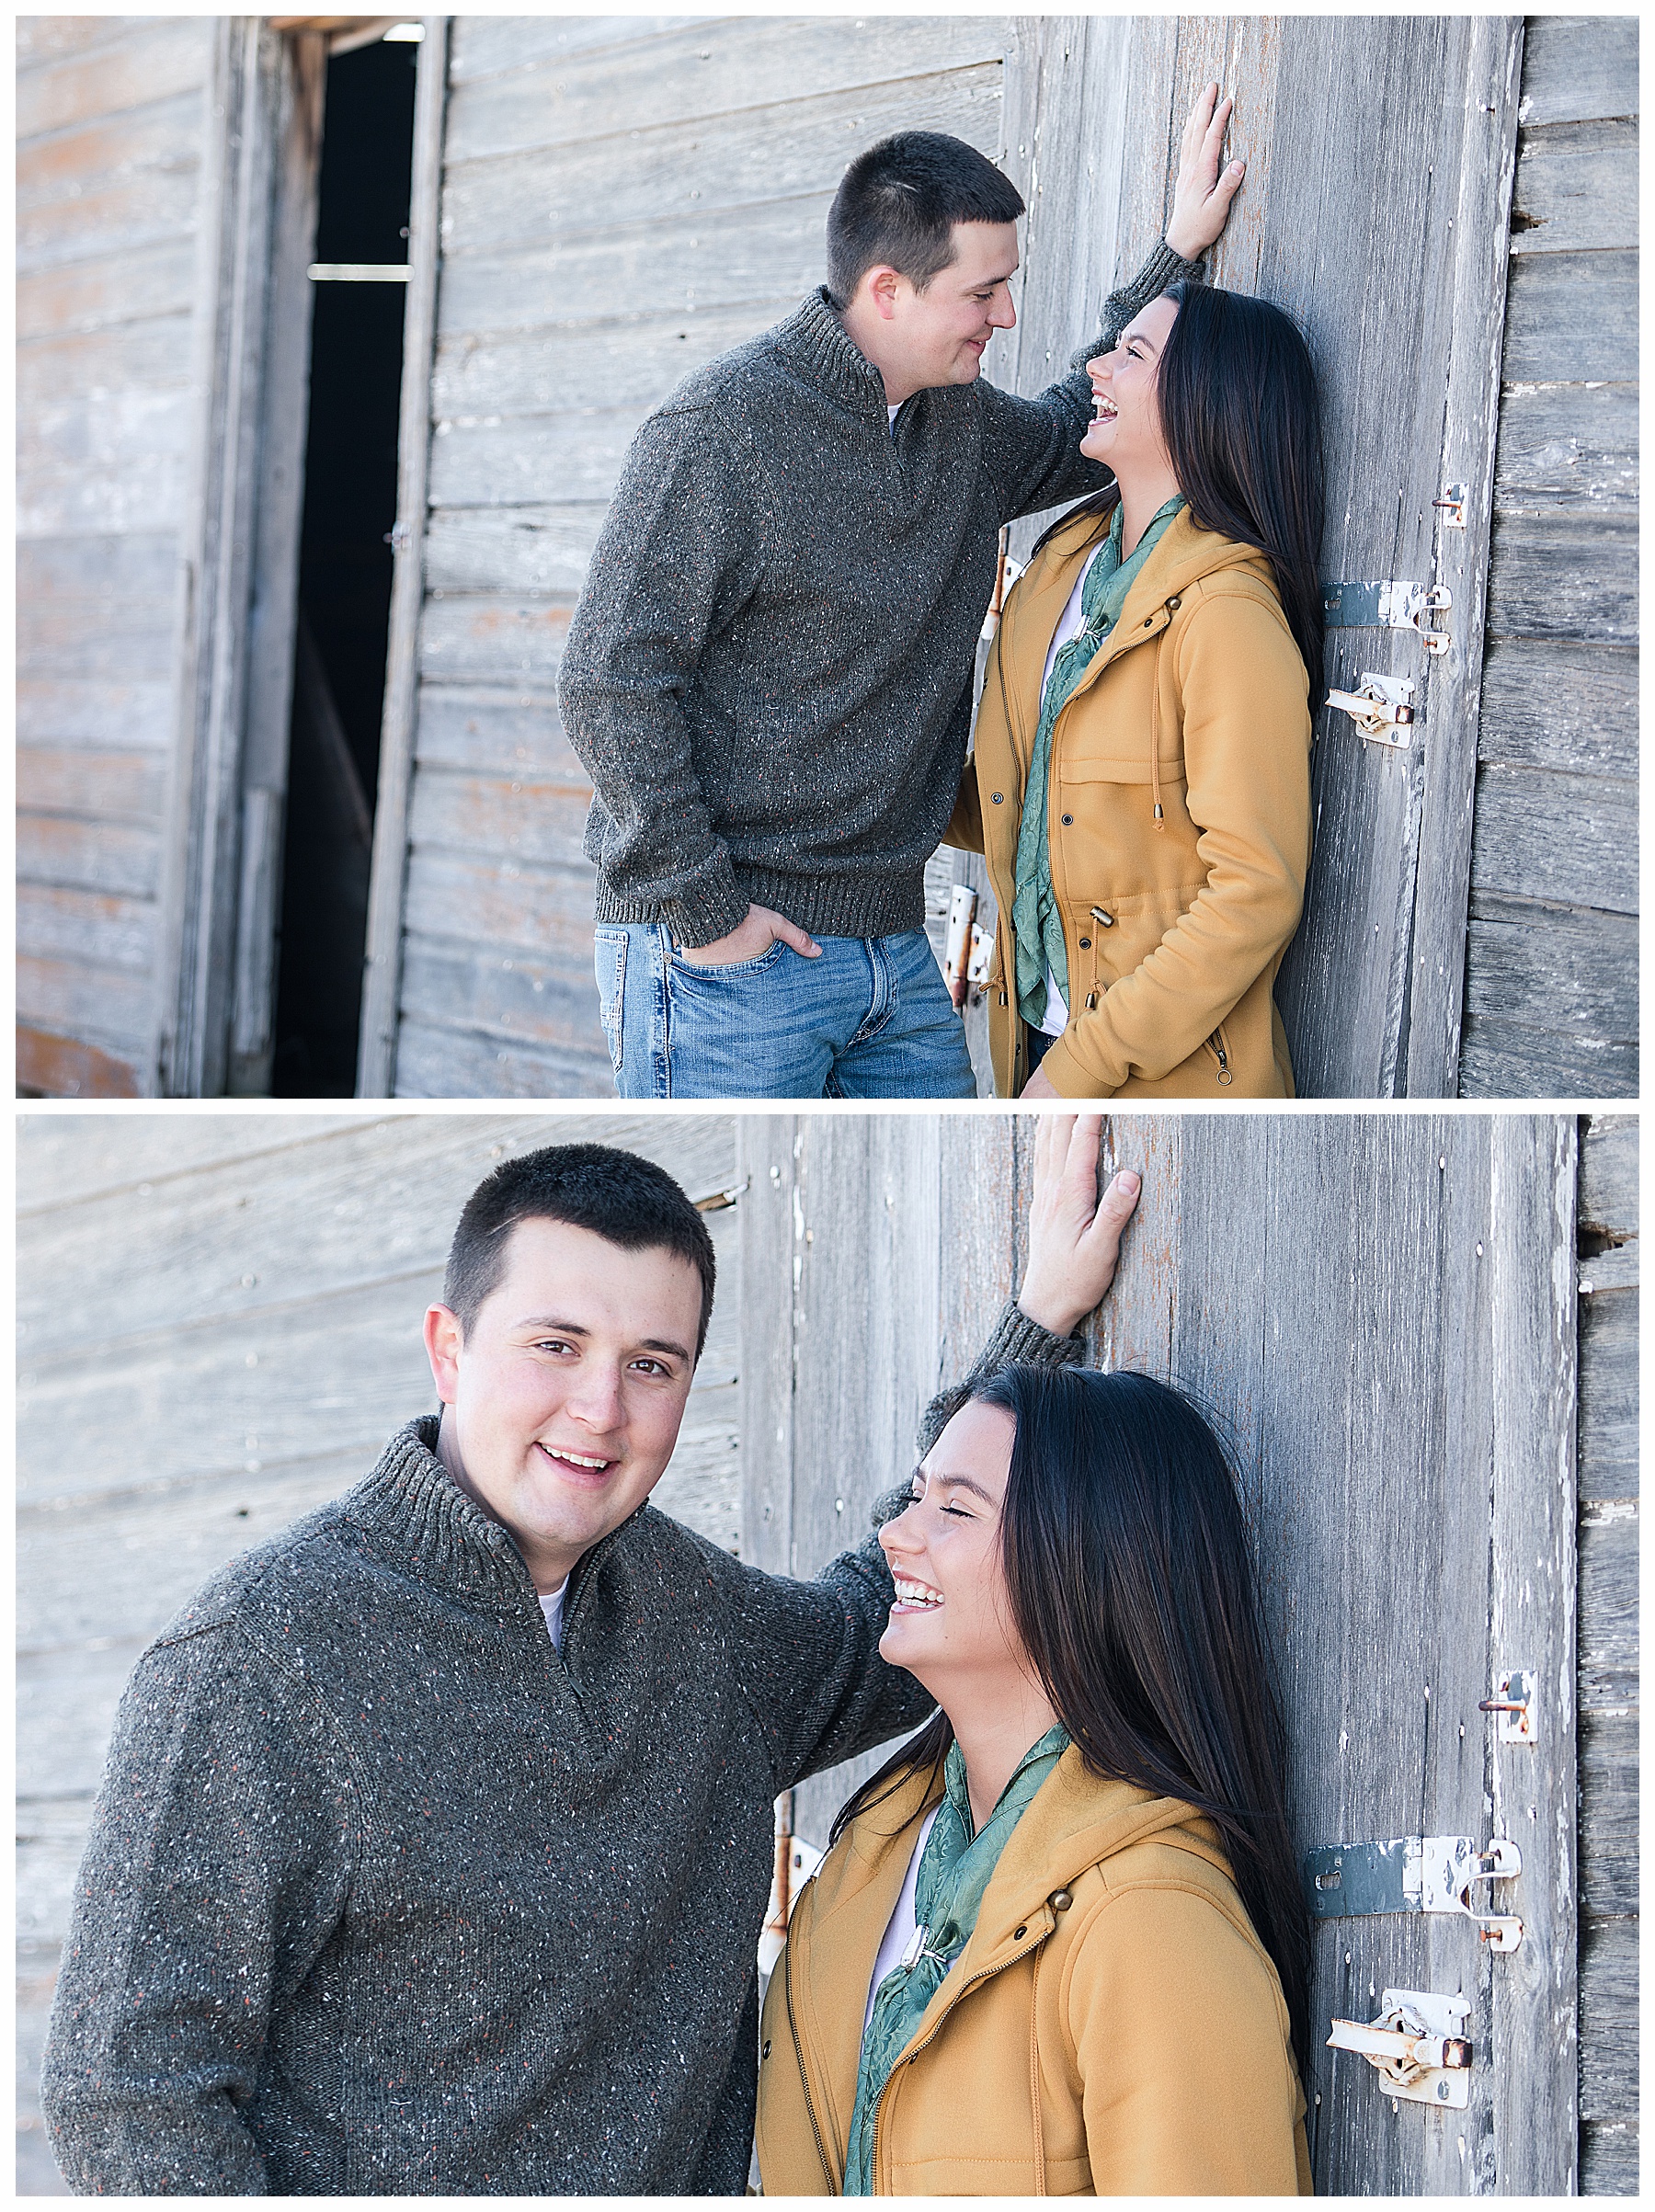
[872,1929,1049,2194]
[783,1898,837,2193]
[1204,1027,1235,1086]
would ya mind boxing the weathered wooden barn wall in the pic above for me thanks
[1459,16,1639,1099]
[1576,1115,1639,2191]
[382,15,1011,1096]
[14,1109,742,2192]
[16,17,220,1096]
[741,1111,1634,2193]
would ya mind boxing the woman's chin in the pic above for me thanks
[879,1609,939,1670]
[1079,424,1113,463]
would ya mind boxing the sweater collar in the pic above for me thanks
[343,1416,546,1612]
[772,288,895,423]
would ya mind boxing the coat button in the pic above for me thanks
[1014,1925,1027,1940]
[1051,1890,1073,1911]
[1143,616,1153,627]
[1166,595,1181,610]
[1060,813,1073,826]
[761,2039,771,2058]
[1078,937,1091,950]
[991,792,1005,804]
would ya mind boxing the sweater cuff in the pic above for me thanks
[661,867,752,950]
[976,1295,1088,1373]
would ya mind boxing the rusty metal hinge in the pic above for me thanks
[1327,672,1417,748]
[1304,1833,1524,1951]
[1322,578,1453,655]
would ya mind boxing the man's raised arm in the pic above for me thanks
[986,83,1248,520]
[725,1117,1141,1788]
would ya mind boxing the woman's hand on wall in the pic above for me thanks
[1165,83,1246,262]
[1017,1115,1141,1338]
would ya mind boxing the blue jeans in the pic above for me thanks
[594,923,978,1099]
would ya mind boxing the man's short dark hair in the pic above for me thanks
[826,131,1025,308]
[443,1143,717,1360]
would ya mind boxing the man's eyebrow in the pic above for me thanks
[909,1465,999,1507]
[514,1317,691,1363]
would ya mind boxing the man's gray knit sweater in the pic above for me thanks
[558,245,1201,948]
[41,1302,1079,2196]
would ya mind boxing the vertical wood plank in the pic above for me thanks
[736,1116,798,1579]
[1489,1114,1581,2189]
[358,16,449,1100]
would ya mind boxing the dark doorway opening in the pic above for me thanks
[272,34,417,1096]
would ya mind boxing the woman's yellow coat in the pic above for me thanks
[951,505,1314,1098]
[756,1750,1311,2196]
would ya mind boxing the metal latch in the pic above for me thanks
[1479,1669,1537,1745]
[1432,483,1468,530]
[1304,1834,1524,1951]
[1326,672,1417,748]
[1322,578,1454,655]
[1329,1990,1473,2108]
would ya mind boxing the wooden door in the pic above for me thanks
[738,1112,1579,2191]
[986,17,1525,1098]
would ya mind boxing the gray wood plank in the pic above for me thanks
[419,594,571,685]
[1502,250,1638,384]
[432,302,790,421]
[441,64,1002,257]
[17,746,166,824]
[17,679,177,753]
[392,1014,616,1100]
[1457,1013,1638,1100]
[1494,381,1638,514]
[16,17,212,143]
[449,17,693,86]
[437,194,835,340]
[17,103,203,274]
[409,765,591,870]
[1478,639,1637,778]
[1579,1709,1638,1915]
[16,1112,363,1212]
[445,17,1009,166]
[1463,906,1637,1039]
[1579,1293,1638,1500]
[17,884,156,975]
[17,17,159,68]
[1579,1115,1638,1240]
[15,234,199,339]
[17,814,162,898]
[15,955,154,1068]
[397,934,611,1062]
[1518,16,1640,125]
[1579,1514,1638,1713]
[1470,764,1638,914]
[17,386,194,538]
[424,508,607,597]
[1511,120,1638,257]
[414,685,583,779]
[1578,1915,1638,2125]
[1580,2117,1639,2195]
[404,848,598,962]
[16,312,194,405]
[1487,511,1638,644]
[429,405,650,508]
[736,1118,798,1580]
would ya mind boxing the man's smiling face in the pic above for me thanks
[423,1217,703,1590]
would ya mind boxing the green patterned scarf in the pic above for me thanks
[841,1724,1070,2195]
[1011,495,1185,1032]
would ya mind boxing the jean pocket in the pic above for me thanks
[669,938,791,983]
[593,928,628,1075]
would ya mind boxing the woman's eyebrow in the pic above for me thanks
[912,1466,999,1506]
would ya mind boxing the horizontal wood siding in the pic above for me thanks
[15,18,218,1092]
[1576,1112,1638,2193]
[1460,17,1638,1098]
[15,1110,742,2188]
[394,15,1008,1095]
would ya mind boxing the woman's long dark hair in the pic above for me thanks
[1036,279,1326,686]
[833,1363,1311,2078]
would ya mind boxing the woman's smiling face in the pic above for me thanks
[877,1398,1026,1699]
[1080,294,1179,475]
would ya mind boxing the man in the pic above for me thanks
[41,1125,1139,2194]
[561,91,1243,1099]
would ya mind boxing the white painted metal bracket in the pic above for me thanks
[1329,1989,1473,2109]
[1327,672,1418,748]
[1305,1833,1524,1951]
[1322,578,1454,655]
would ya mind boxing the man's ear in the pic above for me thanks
[424,1305,464,1406]
[864,264,905,324]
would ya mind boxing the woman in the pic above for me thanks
[756,1363,1311,2195]
[951,279,1324,1098]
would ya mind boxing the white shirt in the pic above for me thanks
[1032,543,1108,1034]
[863,1805,942,2027]
[888,402,902,437]
[538,1578,570,1648]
